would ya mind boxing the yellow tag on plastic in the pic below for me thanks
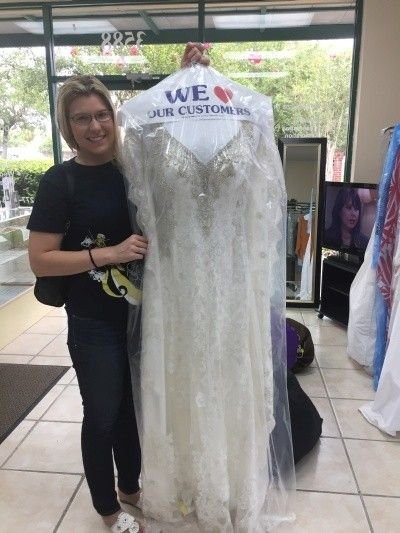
[178,500,190,516]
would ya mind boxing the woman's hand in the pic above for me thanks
[28,231,148,277]
[111,234,148,263]
[181,42,210,68]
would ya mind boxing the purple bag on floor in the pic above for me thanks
[286,318,315,373]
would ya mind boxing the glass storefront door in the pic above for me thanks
[0,7,48,303]
[0,1,356,307]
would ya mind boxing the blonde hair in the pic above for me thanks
[56,75,120,160]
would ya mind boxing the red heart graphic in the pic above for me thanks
[214,86,233,104]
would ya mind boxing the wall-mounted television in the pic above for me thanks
[322,182,378,256]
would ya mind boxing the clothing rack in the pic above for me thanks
[287,202,316,214]
[286,200,315,298]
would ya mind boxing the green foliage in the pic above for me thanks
[277,43,352,150]
[207,41,352,150]
[0,41,352,164]
[55,43,185,107]
[0,160,52,202]
[57,41,352,152]
[0,49,48,158]
[39,136,54,156]
[8,126,36,147]
[56,43,183,78]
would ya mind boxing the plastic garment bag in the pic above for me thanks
[119,65,295,532]
[360,212,400,435]
[347,230,376,371]
[298,190,314,301]
[298,213,312,301]
[360,146,400,435]
[372,125,400,387]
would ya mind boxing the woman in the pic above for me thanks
[27,43,208,533]
[325,187,369,250]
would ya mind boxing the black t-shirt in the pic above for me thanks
[27,159,136,324]
[324,226,369,251]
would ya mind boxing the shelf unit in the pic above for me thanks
[318,256,360,326]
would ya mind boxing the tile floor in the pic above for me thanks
[0,306,399,532]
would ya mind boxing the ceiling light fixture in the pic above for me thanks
[15,19,117,35]
[213,13,313,30]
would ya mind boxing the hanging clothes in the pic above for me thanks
[347,231,376,370]
[295,214,309,262]
[297,187,314,301]
[376,151,400,311]
[360,207,400,435]
[287,203,310,297]
[286,209,297,258]
[360,137,400,435]
[298,218,312,300]
[372,124,400,388]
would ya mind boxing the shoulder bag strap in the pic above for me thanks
[62,160,75,202]
[61,160,75,233]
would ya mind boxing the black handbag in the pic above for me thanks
[34,275,70,307]
[33,162,74,307]
[287,370,323,463]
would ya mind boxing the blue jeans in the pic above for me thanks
[67,314,141,516]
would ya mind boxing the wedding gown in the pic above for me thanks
[119,65,295,532]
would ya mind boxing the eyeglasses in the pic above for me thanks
[69,110,113,126]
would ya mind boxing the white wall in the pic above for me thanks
[351,0,400,183]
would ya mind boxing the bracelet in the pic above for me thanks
[88,248,99,269]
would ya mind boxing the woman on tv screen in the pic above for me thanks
[324,187,370,251]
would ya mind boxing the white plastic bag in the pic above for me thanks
[347,231,376,370]
[360,216,400,435]
[118,65,295,532]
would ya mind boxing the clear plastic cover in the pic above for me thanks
[119,64,295,532]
